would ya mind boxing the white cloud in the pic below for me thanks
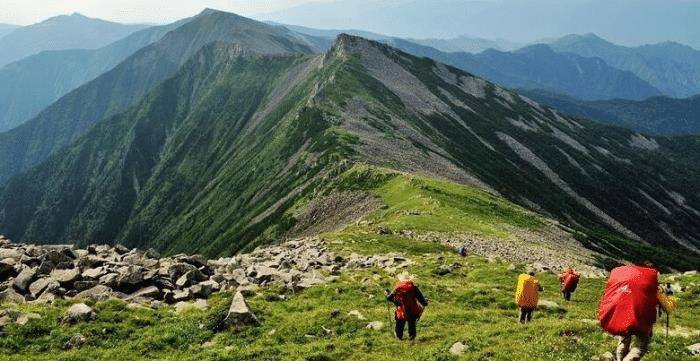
[0,0,330,25]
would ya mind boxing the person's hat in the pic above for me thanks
[397,271,414,282]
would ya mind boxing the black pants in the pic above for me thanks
[395,318,417,340]
[519,307,534,323]
[562,291,572,301]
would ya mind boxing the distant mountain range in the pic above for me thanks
[0,11,698,269]
[0,13,148,67]
[0,9,322,185]
[261,0,700,49]
[408,35,521,54]
[0,23,19,38]
[401,42,663,101]
[522,89,700,136]
[0,18,192,132]
[549,34,700,98]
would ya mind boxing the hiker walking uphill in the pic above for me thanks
[515,272,543,324]
[559,268,581,301]
[385,272,428,340]
[598,263,677,361]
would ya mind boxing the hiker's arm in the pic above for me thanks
[386,290,398,305]
[415,287,428,306]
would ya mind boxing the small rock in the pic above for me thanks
[129,286,161,300]
[114,245,130,255]
[50,268,81,284]
[62,334,87,350]
[116,266,144,286]
[450,342,469,356]
[62,303,95,324]
[0,288,25,304]
[688,343,700,356]
[81,267,107,280]
[73,280,98,291]
[223,291,259,328]
[347,310,366,320]
[176,269,206,288]
[435,265,452,276]
[75,285,113,301]
[15,312,41,325]
[538,300,563,311]
[172,288,192,302]
[366,321,384,330]
[13,267,37,292]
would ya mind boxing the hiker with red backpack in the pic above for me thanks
[598,262,677,361]
[558,268,580,301]
[385,272,428,340]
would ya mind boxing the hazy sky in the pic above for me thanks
[0,0,328,25]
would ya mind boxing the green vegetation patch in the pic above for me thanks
[3,251,698,360]
[327,164,543,241]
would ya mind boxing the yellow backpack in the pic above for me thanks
[515,274,540,308]
[657,288,678,315]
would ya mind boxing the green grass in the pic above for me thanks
[328,165,543,240]
[2,242,698,360]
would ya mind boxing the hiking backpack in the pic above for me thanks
[598,265,659,335]
[515,274,540,309]
[560,271,580,293]
[393,281,424,321]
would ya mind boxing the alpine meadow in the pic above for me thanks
[0,3,699,361]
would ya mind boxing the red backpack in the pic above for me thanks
[393,281,424,321]
[598,265,659,335]
[560,271,580,293]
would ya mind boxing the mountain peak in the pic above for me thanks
[554,33,613,46]
[197,8,246,19]
[517,43,556,55]
[332,33,390,58]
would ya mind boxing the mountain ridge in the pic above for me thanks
[1,30,698,269]
[382,39,662,101]
[0,17,193,132]
[549,33,700,98]
[0,10,321,185]
[0,13,148,67]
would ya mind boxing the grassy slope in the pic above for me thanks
[2,166,698,360]
[2,247,698,360]
[324,165,543,239]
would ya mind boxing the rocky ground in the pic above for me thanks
[0,234,413,330]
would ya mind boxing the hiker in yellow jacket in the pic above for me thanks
[515,272,543,324]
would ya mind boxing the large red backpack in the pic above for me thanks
[598,265,659,335]
[560,270,580,293]
[393,281,424,321]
